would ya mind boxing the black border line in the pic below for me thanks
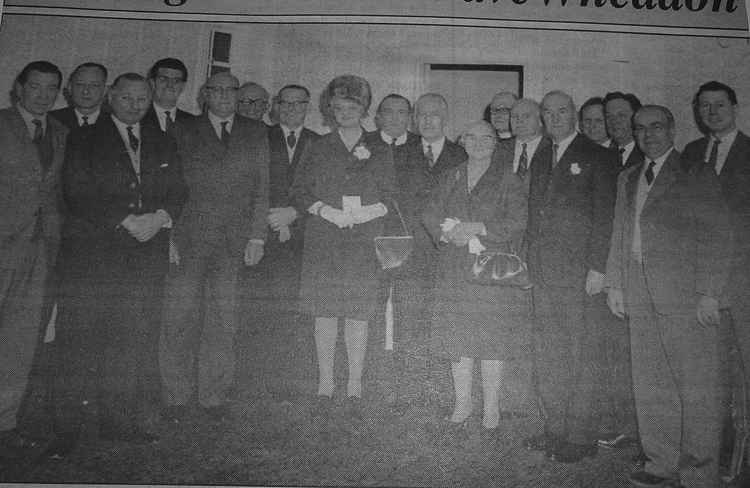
[2,12,747,39]
[4,3,747,31]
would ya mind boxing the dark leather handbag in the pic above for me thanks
[467,248,533,289]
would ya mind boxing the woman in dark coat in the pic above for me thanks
[290,75,394,418]
[423,120,532,434]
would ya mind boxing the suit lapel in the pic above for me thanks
[98,116,139,180]
[721,131,750,180]
[197,114,226,160]
[643,150,679,212]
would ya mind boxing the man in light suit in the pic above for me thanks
[0,61,67,453]
[50,62,108,130]
[525,90,618,463]
[143,58,195,134]
[160,71,269,423]
[606,105,731,488]
[48,73,187,457]
[682,81,750,481]
[604,91,644,169]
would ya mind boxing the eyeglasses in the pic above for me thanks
[463,135,496,144]
[205,86,238,96]
[156,75,185,86]
[279,100,309,110]
[237,97,267,106]
[490,107,511,115]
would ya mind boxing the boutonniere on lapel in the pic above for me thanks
[570,162,582,175]
[352,143,371,161]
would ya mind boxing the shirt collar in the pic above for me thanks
[642,146,674,181]
[154,102,177,119]
[713,128,738,146]
[207,110,234,131]
[281,124,301,138]
[74,107,100,125]
[17,103,46,136]
[111,114,140,134]
[380,130,407,146]
[552,131,577,158]
[422,136,446,156]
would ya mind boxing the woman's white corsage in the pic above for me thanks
[570,162,582,175]
[352,143,371,160]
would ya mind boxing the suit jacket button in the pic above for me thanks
[130,182,137,189]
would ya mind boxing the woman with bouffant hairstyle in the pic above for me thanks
[290,75,395,421]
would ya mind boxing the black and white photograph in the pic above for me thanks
[0,1,749,486]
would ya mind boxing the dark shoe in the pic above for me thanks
[628,470,672,487]
[44,433,79,460]
[547,440,597,463]
[161,405,188,424]
[597,432,638,449]
[201,404,230,422]
[345,396,364,421]
[0,428,38,450]
[524,432,554,452]
[632,450,651,470]
[310,395,333,419]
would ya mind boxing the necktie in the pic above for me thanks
[644,160,656,185]
[81,116,89,127]
[707,138,720,174]
[618,146,626,166]
[286,131,297,149]
[220,121,230,145]
[32,119,43,143]
[164,111,173,132]
[126,126,139,152]
[552,143,559,167]
[425,144,434,166]
[517,143,528,179]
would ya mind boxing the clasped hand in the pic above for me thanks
[121,212,168,242]
[441,219,485,247]
[319,204,386,229]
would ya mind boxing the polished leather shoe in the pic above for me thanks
[524,433,554,452]
[628,469,672,487]
[547,440,597,463]
[44,433,79,460]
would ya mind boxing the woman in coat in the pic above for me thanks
[290,75,394,419]
[423,120,532,435]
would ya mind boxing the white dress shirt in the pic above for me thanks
[380,130,407,146]
[513,134,543,173]
[422,136,446,166]
[281,124,302,161]
[153,102,177,132]
[17,103,46,138]
[705,129,737,176]
[632,147,673,261]
[75,107,100,126]
[552,131,577,165]
[618,140,636,167]
[207,111,234,140]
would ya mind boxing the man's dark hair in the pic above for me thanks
[376,93,412,114]
[69,62,108,84]
[111,72,148,89]
[278,84,310,99]
[16,60,63,88]
[147,58,188,82]
[579,96,605,121]
[694,80,737,106]
[603,91,642,113]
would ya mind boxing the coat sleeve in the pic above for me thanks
[586,147,618,274]
[289,140,322,214]
[689,166,733,299]
[604,170,630,290]
[247,127,270,242]
[422,166,460,247]
[481,176,528,253]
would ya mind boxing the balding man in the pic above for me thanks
[49,73,187,456]
[485,91,518,140]
[606,105,731,488]
[525,90,618,463]
[159,72,269,423]
[237,81,270,122]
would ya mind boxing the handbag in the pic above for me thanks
[373,200,413,270]
[467,247,533,289]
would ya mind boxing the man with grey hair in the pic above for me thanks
[486,91,518,140]
[525,90,618,463]
[160,71,269,424]
[606,104,731,488]
[237,81,270,122]
[48,72,187,456]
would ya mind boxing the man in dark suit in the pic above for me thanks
[47,73,187,456]
[246,84,318,400]
[143,58,195,133]
[682,81,750,481]
[0,61,67,452]
[604,91,644,169]
[160,72,269,423]
[524,90,618,462]
[606,105,731,488]
[49,62,107,130]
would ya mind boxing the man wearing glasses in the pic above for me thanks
[160,71,269,423]
[236,81,270,122]
[143,57,195,133]
[486,91,518,140]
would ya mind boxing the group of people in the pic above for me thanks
[0,55,747,488]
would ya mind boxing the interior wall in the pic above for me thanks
[1,15,749,147]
